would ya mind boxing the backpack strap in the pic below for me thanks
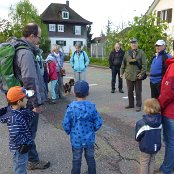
[161,52,168,77]
[72,51,86,65]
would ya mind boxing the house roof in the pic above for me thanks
[146,0,160,15]
[41,3,92,25]
[92,36,107,43]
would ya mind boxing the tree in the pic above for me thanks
[106,19,112,36]
[86,25,93,51]
[1,0,50,53]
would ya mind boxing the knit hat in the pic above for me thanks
[74,80,89,98]
[7,86,34,102]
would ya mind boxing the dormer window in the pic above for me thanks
[62,11,69,19]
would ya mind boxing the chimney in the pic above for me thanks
[66,0,69,7]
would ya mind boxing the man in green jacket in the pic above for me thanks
[120,39,147,112]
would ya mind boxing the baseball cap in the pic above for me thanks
[130,38,138,43]
[155,40,166,46]
[74,80,89,98]
[7,86,34,102]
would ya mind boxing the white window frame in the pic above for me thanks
[49,24,56,32]
[75,26,81,35]
[62,11,69,19]
[57,24,64,32]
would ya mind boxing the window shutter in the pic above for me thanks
[81,26,83,36]
[157,11,161,25]
[73,26,75,34]
[64,41,66,46]
[167,8,172,23]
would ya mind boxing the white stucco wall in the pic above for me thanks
[49,37,87,55]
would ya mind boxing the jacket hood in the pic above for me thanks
[45,54,56,62]
[166,57,174,66]
[70,100,94,119]
[0,107,12,124]
[143,114,161,127]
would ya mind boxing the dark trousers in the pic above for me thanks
[28,112,39,162]
[71,146,96,174]
[150,82,161,99]
[111,66,122,90]
[126,79,142,107]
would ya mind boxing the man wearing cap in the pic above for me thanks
[150,40,171,98]
[121,38,147,112]
[13,23,49,170]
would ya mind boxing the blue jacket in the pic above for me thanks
[70,51,90,72]
[0,106,35,151]
[62,100,102,148]
[135,114,162,154]
[150,51,171,84]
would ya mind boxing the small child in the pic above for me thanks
[62,80,102,174]
[135,98,162,174]
[0,86,35,174]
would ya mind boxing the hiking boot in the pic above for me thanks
[125,105,134,109]
[111,90,115,93]
[135,107,141,112]
[119,89,124,93]
[28,160,50,170]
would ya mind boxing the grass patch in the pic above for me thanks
[90,57,109,67]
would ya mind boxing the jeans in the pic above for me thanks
[140,152,156,174]
[12,150,28,174]
[28,112,39,162]
[160,116,174,174]
[56,73,63,98]
[71,146,96,174]
[74,71,86,81]
[51,80,58,100]
[111,66,122,90]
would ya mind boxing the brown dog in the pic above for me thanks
[63,79,75,95]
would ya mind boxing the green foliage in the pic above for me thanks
[1,0,50,53]
[87,25,93,50]
[90,57,109,66]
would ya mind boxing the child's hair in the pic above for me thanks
[144,98,161,114]
[7,98,24,106]
[75,92,88,98]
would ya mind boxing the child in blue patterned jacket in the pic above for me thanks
[0,86,35,174]
[62,80,102,174]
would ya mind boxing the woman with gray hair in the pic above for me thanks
[70,42,89,81]
[46,44,64,100]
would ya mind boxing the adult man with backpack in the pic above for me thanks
[150,40,171,98]
[70,42,89,81]
[13,23,49,170]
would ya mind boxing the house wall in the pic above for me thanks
[152,0,174,40]
[49,37,87,55]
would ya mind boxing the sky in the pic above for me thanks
[0,0,154,37]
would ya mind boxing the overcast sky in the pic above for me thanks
[0,0,154,37]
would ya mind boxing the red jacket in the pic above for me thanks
[48,61,58,80]
[158,58,174,119]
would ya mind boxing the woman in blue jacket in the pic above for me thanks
[70,42,89,81]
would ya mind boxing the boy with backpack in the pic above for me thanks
[0,86,36,174]
[62,80,102,174]
[135,98,162,174]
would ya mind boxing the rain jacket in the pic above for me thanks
[135,114,162,154]
[62,100,102,148]
[0,106,35,151]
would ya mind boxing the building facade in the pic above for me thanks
[41,0,92,54]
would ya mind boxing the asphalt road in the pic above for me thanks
[0,62,165,174]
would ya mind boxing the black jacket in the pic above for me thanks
[109,49,125,68]
[135,114,162,154]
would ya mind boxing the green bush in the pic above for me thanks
[90,57,109,67]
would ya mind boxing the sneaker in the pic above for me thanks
[125,105,134,109]
[135,107,141,112]
[111,90,115,93]
[28,160,50,170]
[119,89,124,93]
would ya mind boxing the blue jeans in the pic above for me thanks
[56,73,63,98]
[160,116,174,174]
[74,71,86,81]
[12,150,28,174]
[28,112,39,162]
[51,80,58,100]
[71,146,96,174]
